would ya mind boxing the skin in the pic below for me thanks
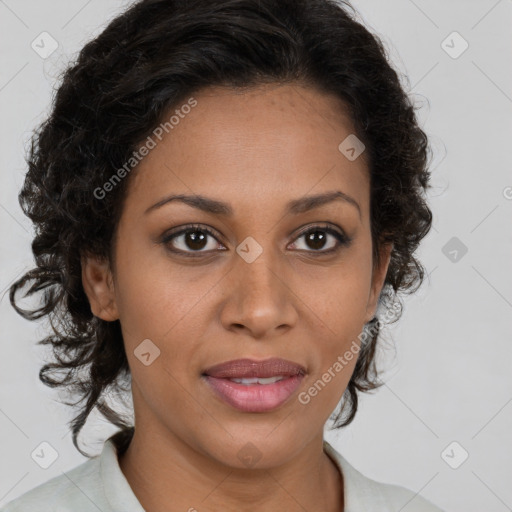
[82,83,392,512]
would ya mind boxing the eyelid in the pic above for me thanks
[161,224,225,255]
[160,222,351,256]
[290,223,352,253]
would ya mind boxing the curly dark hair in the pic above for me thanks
[10,0,433,457]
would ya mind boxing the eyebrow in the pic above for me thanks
[144,190,361,219]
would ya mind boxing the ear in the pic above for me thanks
[364,242,393,324]
[81,253,119,321]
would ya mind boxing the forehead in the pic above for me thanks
[123,83,369,219]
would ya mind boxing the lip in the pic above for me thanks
[203,357,306,379]
[204,374,305,412]
[202,358,307,413]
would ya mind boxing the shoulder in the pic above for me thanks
[358,478,445,512]
[0,455,109,512]
[323,441,446,512]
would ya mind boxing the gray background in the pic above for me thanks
[1,1,511,510]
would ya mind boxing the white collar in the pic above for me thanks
[99,437,383,511]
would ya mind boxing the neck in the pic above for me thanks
[118,423,343,512]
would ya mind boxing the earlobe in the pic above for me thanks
[365,242,393,323]
[81,253,119,321]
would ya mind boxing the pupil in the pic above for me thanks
[186,231,207,250]
[183,229,328,251]
[307,231,326,250]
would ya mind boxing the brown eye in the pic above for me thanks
[304,230,330,250]
[181,230,209,251]
[290,225,351,254]
[161,223,351,258]
[162,225,225,255]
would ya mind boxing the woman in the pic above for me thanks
[4,0,442,510]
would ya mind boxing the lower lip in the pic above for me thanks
[203,375,305,412]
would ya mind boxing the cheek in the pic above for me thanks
[112,235,204,342]
[312,251,373,333]
[301,250,373,409]
[299,297,363,417]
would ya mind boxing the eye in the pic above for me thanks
[289,224,351,254]
[161,223,351,257]
[162,224,225,256]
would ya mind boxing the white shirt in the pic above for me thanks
[0,439,445,511]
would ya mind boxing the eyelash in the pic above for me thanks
[161,223,352,258]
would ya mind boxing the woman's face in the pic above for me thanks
[83,83,391,468]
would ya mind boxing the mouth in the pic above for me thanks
[202,358,306,413]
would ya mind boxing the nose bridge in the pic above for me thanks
[235,236,285,302]
[222,236,297,336]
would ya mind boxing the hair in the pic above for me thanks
[10,0,433,457]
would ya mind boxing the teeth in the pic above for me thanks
[230,376,286,385]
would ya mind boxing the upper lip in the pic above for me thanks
[203,358,306,379]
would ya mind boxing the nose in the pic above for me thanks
[219,247,299,340]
